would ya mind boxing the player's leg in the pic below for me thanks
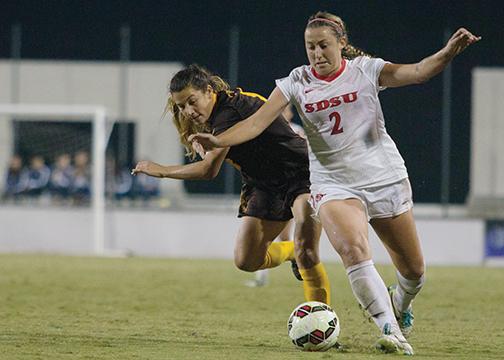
[291,193,330,304]
[370,209,425,337]
[270,218,303,280]
[247,269,269,287]
[245,219,294,287]
[235,184,296,272]
[319,198,412,354]
[234,216,292,272]
[277,219,293,241]
[278,219,303,282]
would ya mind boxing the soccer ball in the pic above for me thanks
[287,301,340,351]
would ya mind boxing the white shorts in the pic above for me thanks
[309,178,413,220]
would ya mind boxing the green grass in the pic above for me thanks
[0,254,503,359]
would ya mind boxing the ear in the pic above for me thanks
[207,84,214,94]
[339,36,348,50]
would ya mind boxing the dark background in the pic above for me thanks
[1,0,503,203]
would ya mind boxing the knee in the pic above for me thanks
[335,237,370,266]
[402,262,425,280]
[234,254,261,272]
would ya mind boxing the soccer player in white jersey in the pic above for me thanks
[190,11,480,355]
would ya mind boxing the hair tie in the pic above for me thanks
[307,17,345,35]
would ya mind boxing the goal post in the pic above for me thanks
[0,103,111,255]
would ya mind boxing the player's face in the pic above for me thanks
[305,26,346,76]
[172,85,215,124]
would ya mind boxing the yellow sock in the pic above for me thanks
[299,262,331,305]
[259,241,295,269]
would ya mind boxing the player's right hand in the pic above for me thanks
[188,133,221,151]
[131,160,155,176]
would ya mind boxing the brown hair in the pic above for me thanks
[165,64,230,159]
[307,11,371,59]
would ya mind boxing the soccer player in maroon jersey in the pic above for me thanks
[132,64,331,305]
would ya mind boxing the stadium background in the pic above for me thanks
[1,0,503,262]
[1,0,503,203]
[1,3,504,359]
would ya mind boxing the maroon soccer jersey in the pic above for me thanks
[208,90,309,193]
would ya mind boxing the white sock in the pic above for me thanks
[393,271,425,314]
[255,269,269,283]
[346,259,397,331]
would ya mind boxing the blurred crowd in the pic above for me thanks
[2,152,160,205]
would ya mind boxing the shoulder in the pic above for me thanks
[210,92,239,122]
[348,57,389,85]
[276,65,310,84]
[210,90,262,131]
[348,56,384,67]
[286,65,311,82]
[276,65,310,96]
[214,90,256,113]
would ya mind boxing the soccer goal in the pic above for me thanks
[0,103,112,255]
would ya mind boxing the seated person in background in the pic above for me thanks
[105,156,134,202]
[2,154,29,201]
[25,155,51,198]
[49,153,74,201]
[114,165,134,201]
[132,159,160,202]
[71,151,91,204]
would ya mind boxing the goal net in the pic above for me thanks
[0,103,112,255]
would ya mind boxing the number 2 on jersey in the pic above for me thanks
[329,111,343,135]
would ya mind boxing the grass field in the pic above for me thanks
[0,254,503,359]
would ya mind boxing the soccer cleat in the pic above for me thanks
[375,323,414,355]
[290,260,303,281]
[389,285,415,338]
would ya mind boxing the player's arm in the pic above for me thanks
[379,28,481,88]
[131,147,229,180]
[188,87,289,150]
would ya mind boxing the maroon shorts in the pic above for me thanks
[238,180,310,222]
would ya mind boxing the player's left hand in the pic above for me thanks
[443,28,481,58]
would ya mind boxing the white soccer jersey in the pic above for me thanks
[276,56,408,189]
[289,122,306,139]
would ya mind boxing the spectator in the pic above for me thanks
[72,151,91,204]
[114,165,134,201]
[105,156,133,202]
[2,154,29,201]
[49,153,74,201]
[133,172,160,201]
[25,155,51,198]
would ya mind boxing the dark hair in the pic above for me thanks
[165,64,230,159]
[169,64,229,93]
[307,11,371,59]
